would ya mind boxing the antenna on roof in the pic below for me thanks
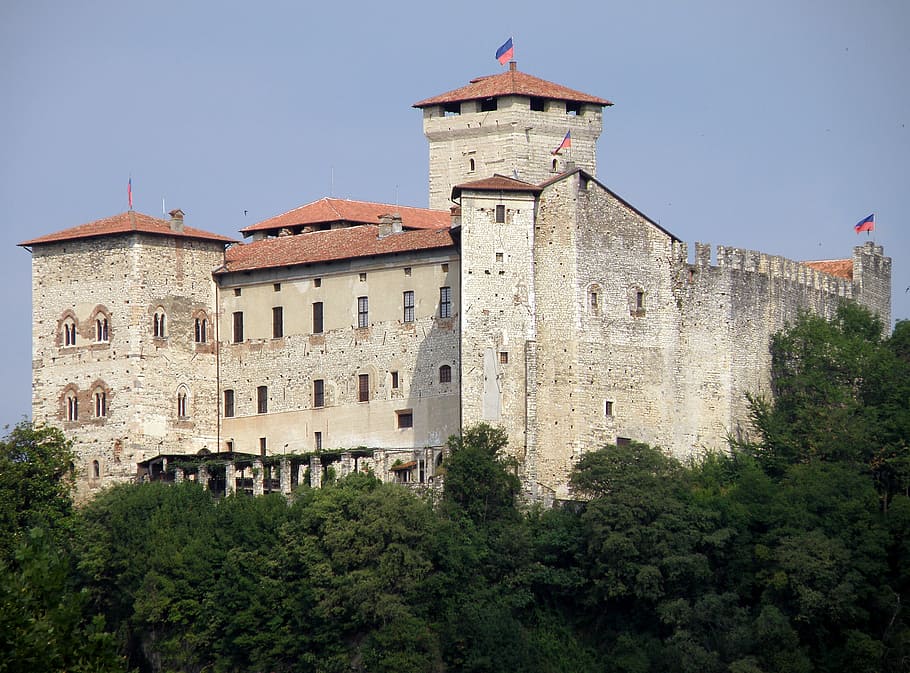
[162,197,166,217]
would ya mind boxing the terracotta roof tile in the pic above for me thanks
[240,198,449,235]
[18,211,235,247]
[221,225,455,273]
[451,174,542,200]
[803,259,853,280]
[413,67,612,108]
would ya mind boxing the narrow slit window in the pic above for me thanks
[495,204,505,223]
[272,306,284,338]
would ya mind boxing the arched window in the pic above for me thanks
[469,158,475,172]
[153,308,167,338]
[61,316,77,347]
[177,387,189,418]
[94,389,107,418]
[439,364,452,383]
[92,460,100,479]
[66,392,78,421]
[552,158,558,172]
[95,316,109,342]
[194,316,208,343]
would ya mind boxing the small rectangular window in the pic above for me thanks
[616,436,631,447]
[500,351,509,364]
[313,302,324,334]
[234,288,242,296]
[439,286,452,318]
[314,277,322,288]
[495,252,504,263]
[272,306,284,338]
[403,290,415,323]
[358,374,369,402]
[442,263,449,272]
[391,371,399,389]
[397,410,413,428]
[605,400,613,417]
[224,389,235,418]
[233,311,244,343]
[259,437,267,456]
[495,204,505,223]
[357,296,369,328]
[257,385,268,414]
[404,267,411,276]
[359,272,367,282]
[480,97,497,112]
[314,431,323,451]
[273,283,281,292]
[530,96,545,112]
[636,291,645,310]
[314,379,325,408]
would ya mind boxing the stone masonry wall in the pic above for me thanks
[30,232,223,499]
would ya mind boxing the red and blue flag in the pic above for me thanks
[854,213,874,233]
[495,37,514,65]
[552,131,571,155]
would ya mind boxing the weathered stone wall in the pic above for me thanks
[458,190,539,467]
[422,96,602,210]
[217,244,460,459]
[30,232,223,499]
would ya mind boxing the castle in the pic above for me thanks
[20,62,892,501]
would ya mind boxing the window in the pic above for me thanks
[530,96,545,111]
[397,410,413,428]
[495,204,505,223]
[194,316,208,343]
[439,365,452,383]
[272,306,284,338]
[153,309,166,338]
[391,371,399,389]
[234,288,242,296]
[480,97,497,112]
[177,388,188,418]
[439,287,451,318]
[314,431,323,451]
[224,389,234,418]
[403,290,415,323]
[359,272,367,282]
[605,400,614,417]
[500,351,509,364]
[66,393,78,421]
[257,385,268,414]
[636,291,645,311]
[358,374,369,402]
[469,158,475,172]
[92,460,100,479]
[63,318,76,347]
[589,289,599,314]
[404,267,411,276]
[94,390,107,418]
[314,278,322,288]
[357,296,369,328]
[95,317,109,342]
[273,283,281,292]
[616,437,632,447]
[567,101,581,115]
[441,263,449,272]
[312,302,324,334]
[259,437,267,456]
[314,379,325,408]
[496,252,504,263]
[233,311,244,342]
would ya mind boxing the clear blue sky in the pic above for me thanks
[1,0,907,430]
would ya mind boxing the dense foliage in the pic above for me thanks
[0,304,907,672]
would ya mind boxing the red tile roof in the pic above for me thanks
[18,211,235,247]
[413,66,612,108]
[804,259,853,280]
[451,174,542,200]
[220,225,455,273]
[240,198,449,235]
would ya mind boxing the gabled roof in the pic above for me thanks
[18,211,235,247]
[413,65,612,108]
[451,174,542,200]
[803,259,853,280]
[240,198,449,236]
[539,168,681,242]
[219,225,455,274]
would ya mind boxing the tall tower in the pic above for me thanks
[414,62,611,210]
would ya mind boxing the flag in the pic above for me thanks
[128,177,133,210]
[552,131,571,155]
[495,37,514,65]
[854,213,874,233]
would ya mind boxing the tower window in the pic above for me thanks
[95,317,109,342]
[153,309,167,338]
[234,288,242,296]
[552,158,558,172]
[224,389,235,418]
[357,296,369,328]
[443,102,460,117]
[194,316,208,343]
[439,286,452,318]
[358,374,369,402]
[177,387,189,418]
[605,400,614,417]
[396,410,413,428]
[314,277,322,288]
[94,390,107,418]
[495,205,505,223]
[530,96,545,111]
[314,431,323,451]
[272,306,284,338]
[62,317,76,347]
[500,351,509,365]
[66,392,78,421]
[314,379,325,408]
[566,101,581,116]
[439,365,452,383]
[312,302,324,334]
[468,158,475,172]
[403,291,415,323]
[92,460,100,479]
[391,371,399,389]
[273,283,281,292]
[257,385,268,414]
[480,97,497,112]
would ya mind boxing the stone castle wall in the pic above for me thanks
[30,233,223,499]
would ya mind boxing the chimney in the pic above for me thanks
[509,61,517,72]
[168,209,185,233]
[378,213,403,238]
[450,205,462,228]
